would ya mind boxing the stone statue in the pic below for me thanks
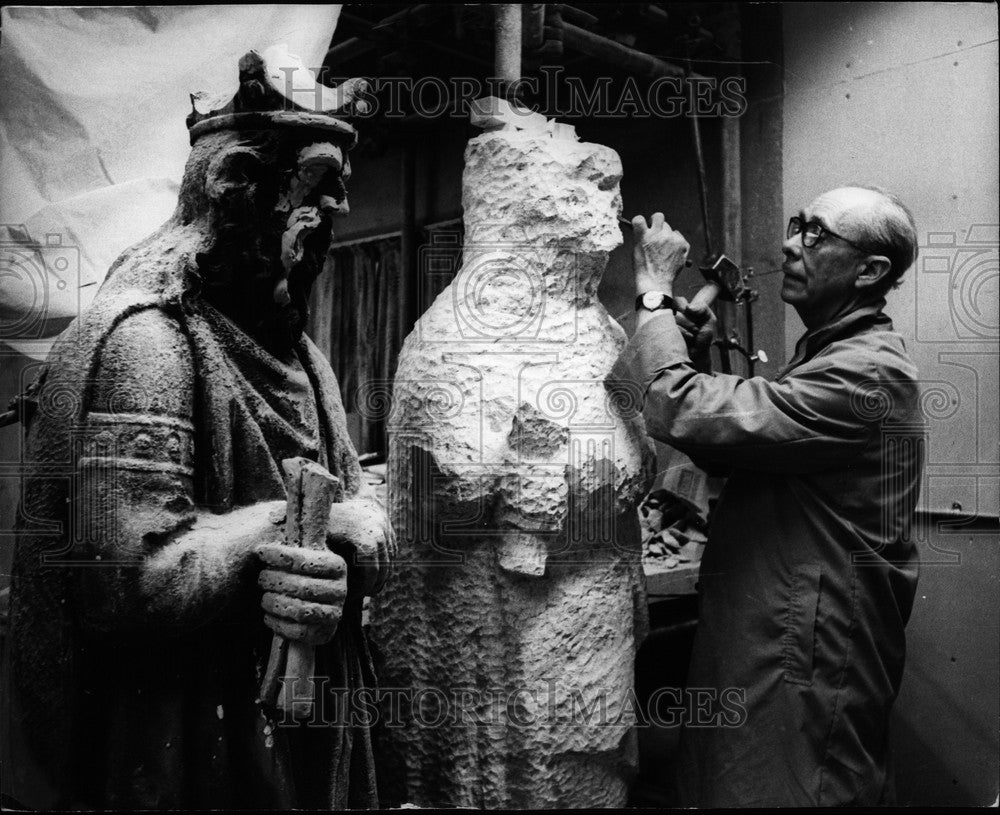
[6,48,393,810]
[370,122,654,808]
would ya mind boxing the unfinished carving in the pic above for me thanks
[371,125,654,808]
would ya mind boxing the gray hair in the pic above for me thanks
[852,185,919,295]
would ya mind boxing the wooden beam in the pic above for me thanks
[494,4,523,95]
[561,21,696,79]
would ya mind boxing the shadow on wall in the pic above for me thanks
[892,705,979,805]
[891,514,999,806]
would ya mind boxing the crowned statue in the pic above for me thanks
[7,47,393,810]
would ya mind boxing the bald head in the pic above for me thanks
[815,186,919,295]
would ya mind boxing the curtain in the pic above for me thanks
[419,222,464,312]
[308,239,403,456]
[307,222,464,456]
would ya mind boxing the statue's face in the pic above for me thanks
[197,129,353,350]
[273,138,351,294]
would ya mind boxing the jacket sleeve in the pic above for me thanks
[72,307,273,636]
[610,311,877,474]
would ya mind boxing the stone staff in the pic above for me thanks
[260,457,341,718]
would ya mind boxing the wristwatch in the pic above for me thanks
[635,291,677,313]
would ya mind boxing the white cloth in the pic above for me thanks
[0,5,341,359]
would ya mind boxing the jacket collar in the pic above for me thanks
[780,300,892,377]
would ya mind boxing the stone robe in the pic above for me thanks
[8,230,380,810]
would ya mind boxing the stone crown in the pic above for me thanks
[186,45,366,148]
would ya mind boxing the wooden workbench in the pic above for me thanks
[643,559,700,598]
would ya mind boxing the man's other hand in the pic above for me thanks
[256,543,348,645]
[632,212,690,294]
[674,296,717,369]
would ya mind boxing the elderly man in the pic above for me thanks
[7,51,392,810]
[616,186,923,806]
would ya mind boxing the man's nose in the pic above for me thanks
[782,233,801,259]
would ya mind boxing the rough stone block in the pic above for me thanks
[370,127,655,809]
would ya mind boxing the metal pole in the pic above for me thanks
[721,114,742,375]
[689,107,714,261]
[678,46,730,374]
[745,294,756,378]
[401,144,417,335]
[721,117,741,267]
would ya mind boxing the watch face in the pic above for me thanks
[642,291,664,310]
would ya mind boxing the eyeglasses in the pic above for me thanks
[787,216,869,252]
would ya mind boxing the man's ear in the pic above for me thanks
[855,255,891,290]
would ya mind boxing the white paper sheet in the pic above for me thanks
[0,5,341,359]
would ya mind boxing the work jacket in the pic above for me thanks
[614,302,922,806]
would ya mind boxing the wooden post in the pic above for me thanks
[494,4,522,98]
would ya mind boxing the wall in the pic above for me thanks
[783,1,999,516]
[894,515,999,805]
[783,3,999,805]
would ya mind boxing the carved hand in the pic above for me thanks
[631,212,691,294]
[256,542,348,645]
[326,500,394,598]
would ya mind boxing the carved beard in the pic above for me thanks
[197,203,332,354]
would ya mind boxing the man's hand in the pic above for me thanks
[674,296,717,368]
[256,543,348,645]
[632,213,690,294]
[326,499,394,598]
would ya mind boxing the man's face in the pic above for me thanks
[781,187,878,328]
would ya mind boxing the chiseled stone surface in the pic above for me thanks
[370,128,654,808]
